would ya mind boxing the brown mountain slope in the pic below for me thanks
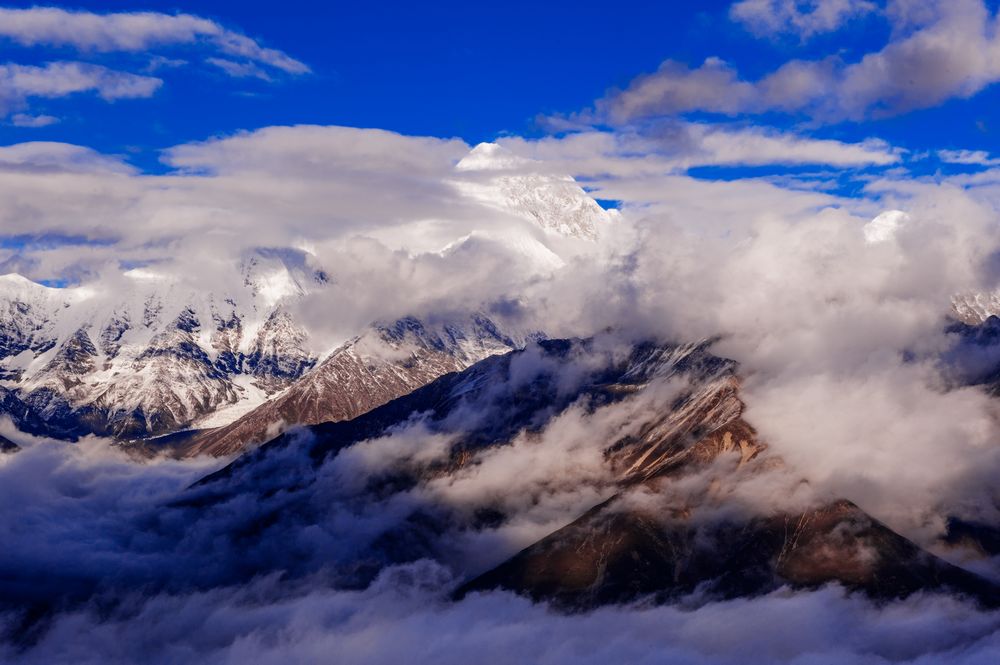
[178,315,529,458]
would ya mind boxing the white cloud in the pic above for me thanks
[497,124,899,180]
[688,124,899,166]
[8,112,58,127]
[0,433,996,664]
[939,149,1000,167]
[0,61,161,116]
[10,570,1000,664]
[206,57,272,81]
[0,6,308,74]
[731,0,877,39]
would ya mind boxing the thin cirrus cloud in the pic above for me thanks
[0,6,308,121]
[205,57,273,81]
[589,0,1000,124]
[0,6,308,74]
[9,113,60,128]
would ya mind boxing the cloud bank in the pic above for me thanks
[1,433,999,665]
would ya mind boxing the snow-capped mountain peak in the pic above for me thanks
[455,142,533,172]
[0,272,40,288]
[453,143,617,242]
[864,210,909,244]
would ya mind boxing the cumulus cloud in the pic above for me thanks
[0,6,308,74]
[0,127,468,275]
[730,0,878,40]
[0,122,898,282]
[0,141,136,174]
[594,0,1000,123]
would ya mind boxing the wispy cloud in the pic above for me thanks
[0,61,161,116]
[938,149,1000,167]
[0,6,308,74]
[730,0,877,40]
[0,6,308,120]
[8,112,59,128]
[206,57,272,81]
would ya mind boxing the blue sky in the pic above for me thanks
[1,0,732,163]
[1,0,999,173]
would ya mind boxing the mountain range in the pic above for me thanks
[0,143,613,448]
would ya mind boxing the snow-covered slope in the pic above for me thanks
[0,251,321,439]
